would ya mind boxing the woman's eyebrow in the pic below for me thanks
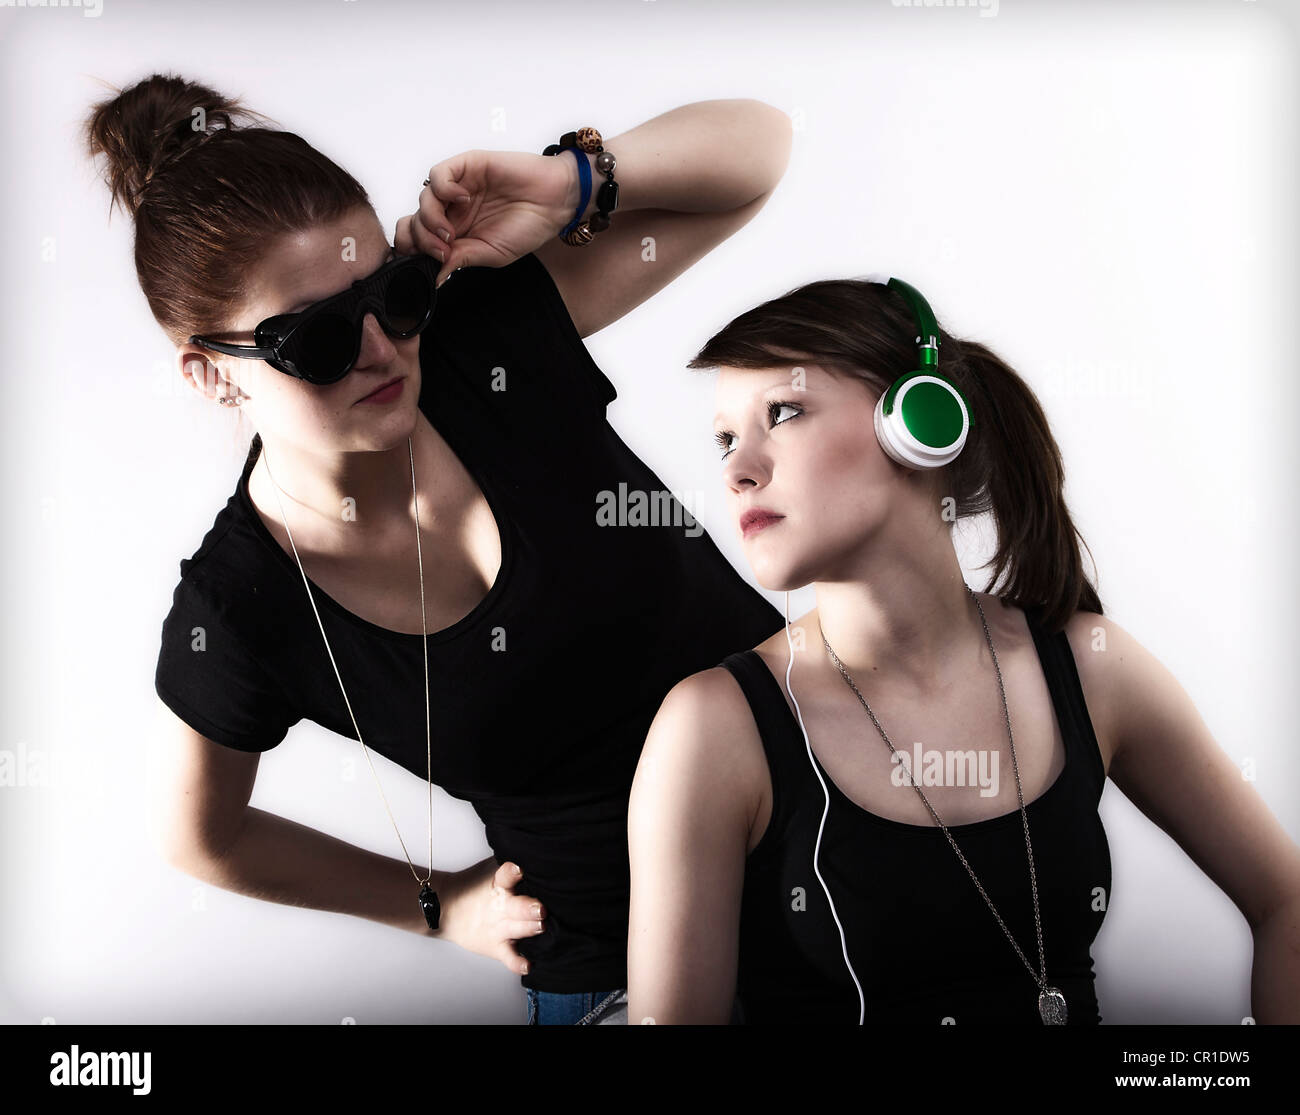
[713,380,813,424]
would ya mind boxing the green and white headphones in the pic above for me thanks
[865,274,970,470]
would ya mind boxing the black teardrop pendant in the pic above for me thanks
[418,884,441,932]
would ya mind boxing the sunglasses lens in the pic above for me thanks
[383,264,432,335]
[296,312,355,382]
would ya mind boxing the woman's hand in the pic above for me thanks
[432,856,546,976]
[394,149,582,286]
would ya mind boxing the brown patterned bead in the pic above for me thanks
[575,126,603,152]
[563,223,595,246]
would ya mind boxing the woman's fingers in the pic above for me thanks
[414,158,473,252]
[494,860,525,891]
[393,163,466,263]
[494,867,546,917]
[488,861,544,954]
[504,918,547,939]
[393,212,445,262]
[497,942,530,977]
[393,214,414,256]
[492,862,545,941]
[418,155,482,282]
[509,894,545,921]
[414,185,455,251]
[425,154,475,210]
[402,208,448,263]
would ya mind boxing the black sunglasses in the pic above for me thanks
[189,252,441,385]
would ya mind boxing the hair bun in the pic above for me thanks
[83,71,268,218]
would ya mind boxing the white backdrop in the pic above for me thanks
[2,0,1296,1025]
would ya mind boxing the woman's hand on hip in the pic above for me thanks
[394,149,581,286]
[434,856,546,976]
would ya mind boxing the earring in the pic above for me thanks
[217,394,244,407]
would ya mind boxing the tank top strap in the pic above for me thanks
[718,649,809,851]
[1022,606,1107,801]
[719,610,1110,836]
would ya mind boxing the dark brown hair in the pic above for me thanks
[687,278,1102,633]
[83,72,375,461]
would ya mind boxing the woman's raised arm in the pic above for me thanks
[397,99,793,335]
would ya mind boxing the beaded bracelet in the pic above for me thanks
[542,128,619,246]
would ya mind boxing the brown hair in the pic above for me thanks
[83,72,374,346]
[687,278,1102,633]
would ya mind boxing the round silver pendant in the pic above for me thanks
[1038,987,1068,1025]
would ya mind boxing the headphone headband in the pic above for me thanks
[882,276,940,368]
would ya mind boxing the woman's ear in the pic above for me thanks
[177,346,244,406]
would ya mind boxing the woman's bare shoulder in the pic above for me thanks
[649,665,761,748]
[632,664,768,840]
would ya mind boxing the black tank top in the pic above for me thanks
[720,607,1111,1025]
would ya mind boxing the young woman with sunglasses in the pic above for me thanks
[626,276,1300,1025]
[88,73,792,1025]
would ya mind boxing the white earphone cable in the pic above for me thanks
[783,589,865,1024]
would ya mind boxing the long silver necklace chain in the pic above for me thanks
[820,584,1067,1025]
[261,436,439,923]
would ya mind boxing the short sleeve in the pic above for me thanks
[154,578,300,752]
[428,251,618,423]
[513,251,619,414]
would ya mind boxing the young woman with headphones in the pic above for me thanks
[626,275,1300,1024]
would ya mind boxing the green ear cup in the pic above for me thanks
[871,277,970,469]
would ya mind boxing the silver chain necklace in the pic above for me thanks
[260,435,442,932]
[820,585,1067,1025]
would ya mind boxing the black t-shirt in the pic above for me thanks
[154,251,785,992]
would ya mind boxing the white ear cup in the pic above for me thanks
[873,376,969,470]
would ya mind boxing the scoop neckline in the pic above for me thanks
[236,433,515,645]
[807,730,1069,835]
[753,608,1071,834]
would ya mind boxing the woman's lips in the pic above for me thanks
[356,377,404,404]
[740,509,785,538]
